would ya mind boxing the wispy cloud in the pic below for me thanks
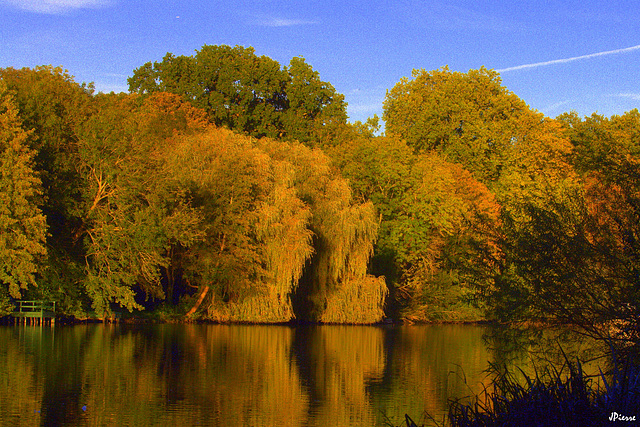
[497,44,640,73]
[254,17,318,27]
[396,0,519,33]
[3,0,113,14]
[611,93,640,101]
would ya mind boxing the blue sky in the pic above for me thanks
[1,0,639,124]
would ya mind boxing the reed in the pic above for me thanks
[448,351,640,426]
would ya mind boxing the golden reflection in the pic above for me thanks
[373,325,494,424]
[0,323,598,426]
[304,326,386,426]
[0,327,44,426]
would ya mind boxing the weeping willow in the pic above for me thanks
[165,129,386,323]
[254,161,314,307]
[321,276,387,323]
[258,139,387,323]
[206,157,314,323]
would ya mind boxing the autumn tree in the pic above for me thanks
[2,63,380,321]
[0,79,47,307]
[257,138,385,323]
[398,154,500,321]
[486,115,580,322]
[478,109,640,352]
[163,129,312,322]
[73,92,209,314]
[335,133,500,321]
[0,66,95,311]
[160,129,385,323]
[515,110,640,349]
[380,66,603,324]
[0,66,93,238]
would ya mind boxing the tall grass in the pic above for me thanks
[447,351,640,426]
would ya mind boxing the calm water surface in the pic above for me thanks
[0,323,597,426]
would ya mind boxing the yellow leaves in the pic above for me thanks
[255,172,314,297]
[408,153,500,240]
[320,276,388,324]
[257,140,384,322]
[166,129,319,321]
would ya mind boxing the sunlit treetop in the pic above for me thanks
[128,44,347,144]
[383,66,536,183]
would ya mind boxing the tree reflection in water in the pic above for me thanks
[0,323,597,426]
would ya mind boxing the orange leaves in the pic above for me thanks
[582,173,638,253]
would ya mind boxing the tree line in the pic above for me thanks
[1,46,639,344]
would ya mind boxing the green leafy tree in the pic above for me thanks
[74,92,208,314]
[0,79,47,302]
[128,45,289,138]
[331,133,414,284]
[281,56,348,144]
[383,66,532,183]
[0,66,93,238]
[128,45,347,144]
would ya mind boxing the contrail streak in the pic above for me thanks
[497,44,640,72]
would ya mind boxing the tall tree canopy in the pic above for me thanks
[72,92,209,313]
[128,44,347,144]
[153,128,385,323]
[378,66,585,323]
[0,67,96,313]
[0,66,93,236]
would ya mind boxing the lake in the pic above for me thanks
[0,323,599,426]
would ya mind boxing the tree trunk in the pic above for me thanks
[186,286,209,317]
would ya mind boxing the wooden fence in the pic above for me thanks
[11,300,56,325]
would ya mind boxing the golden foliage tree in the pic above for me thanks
[334,132,500,322]
[73,92,208,314]
[383,66,531,184]
[166,129,315,322]
[0,80,47,302]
